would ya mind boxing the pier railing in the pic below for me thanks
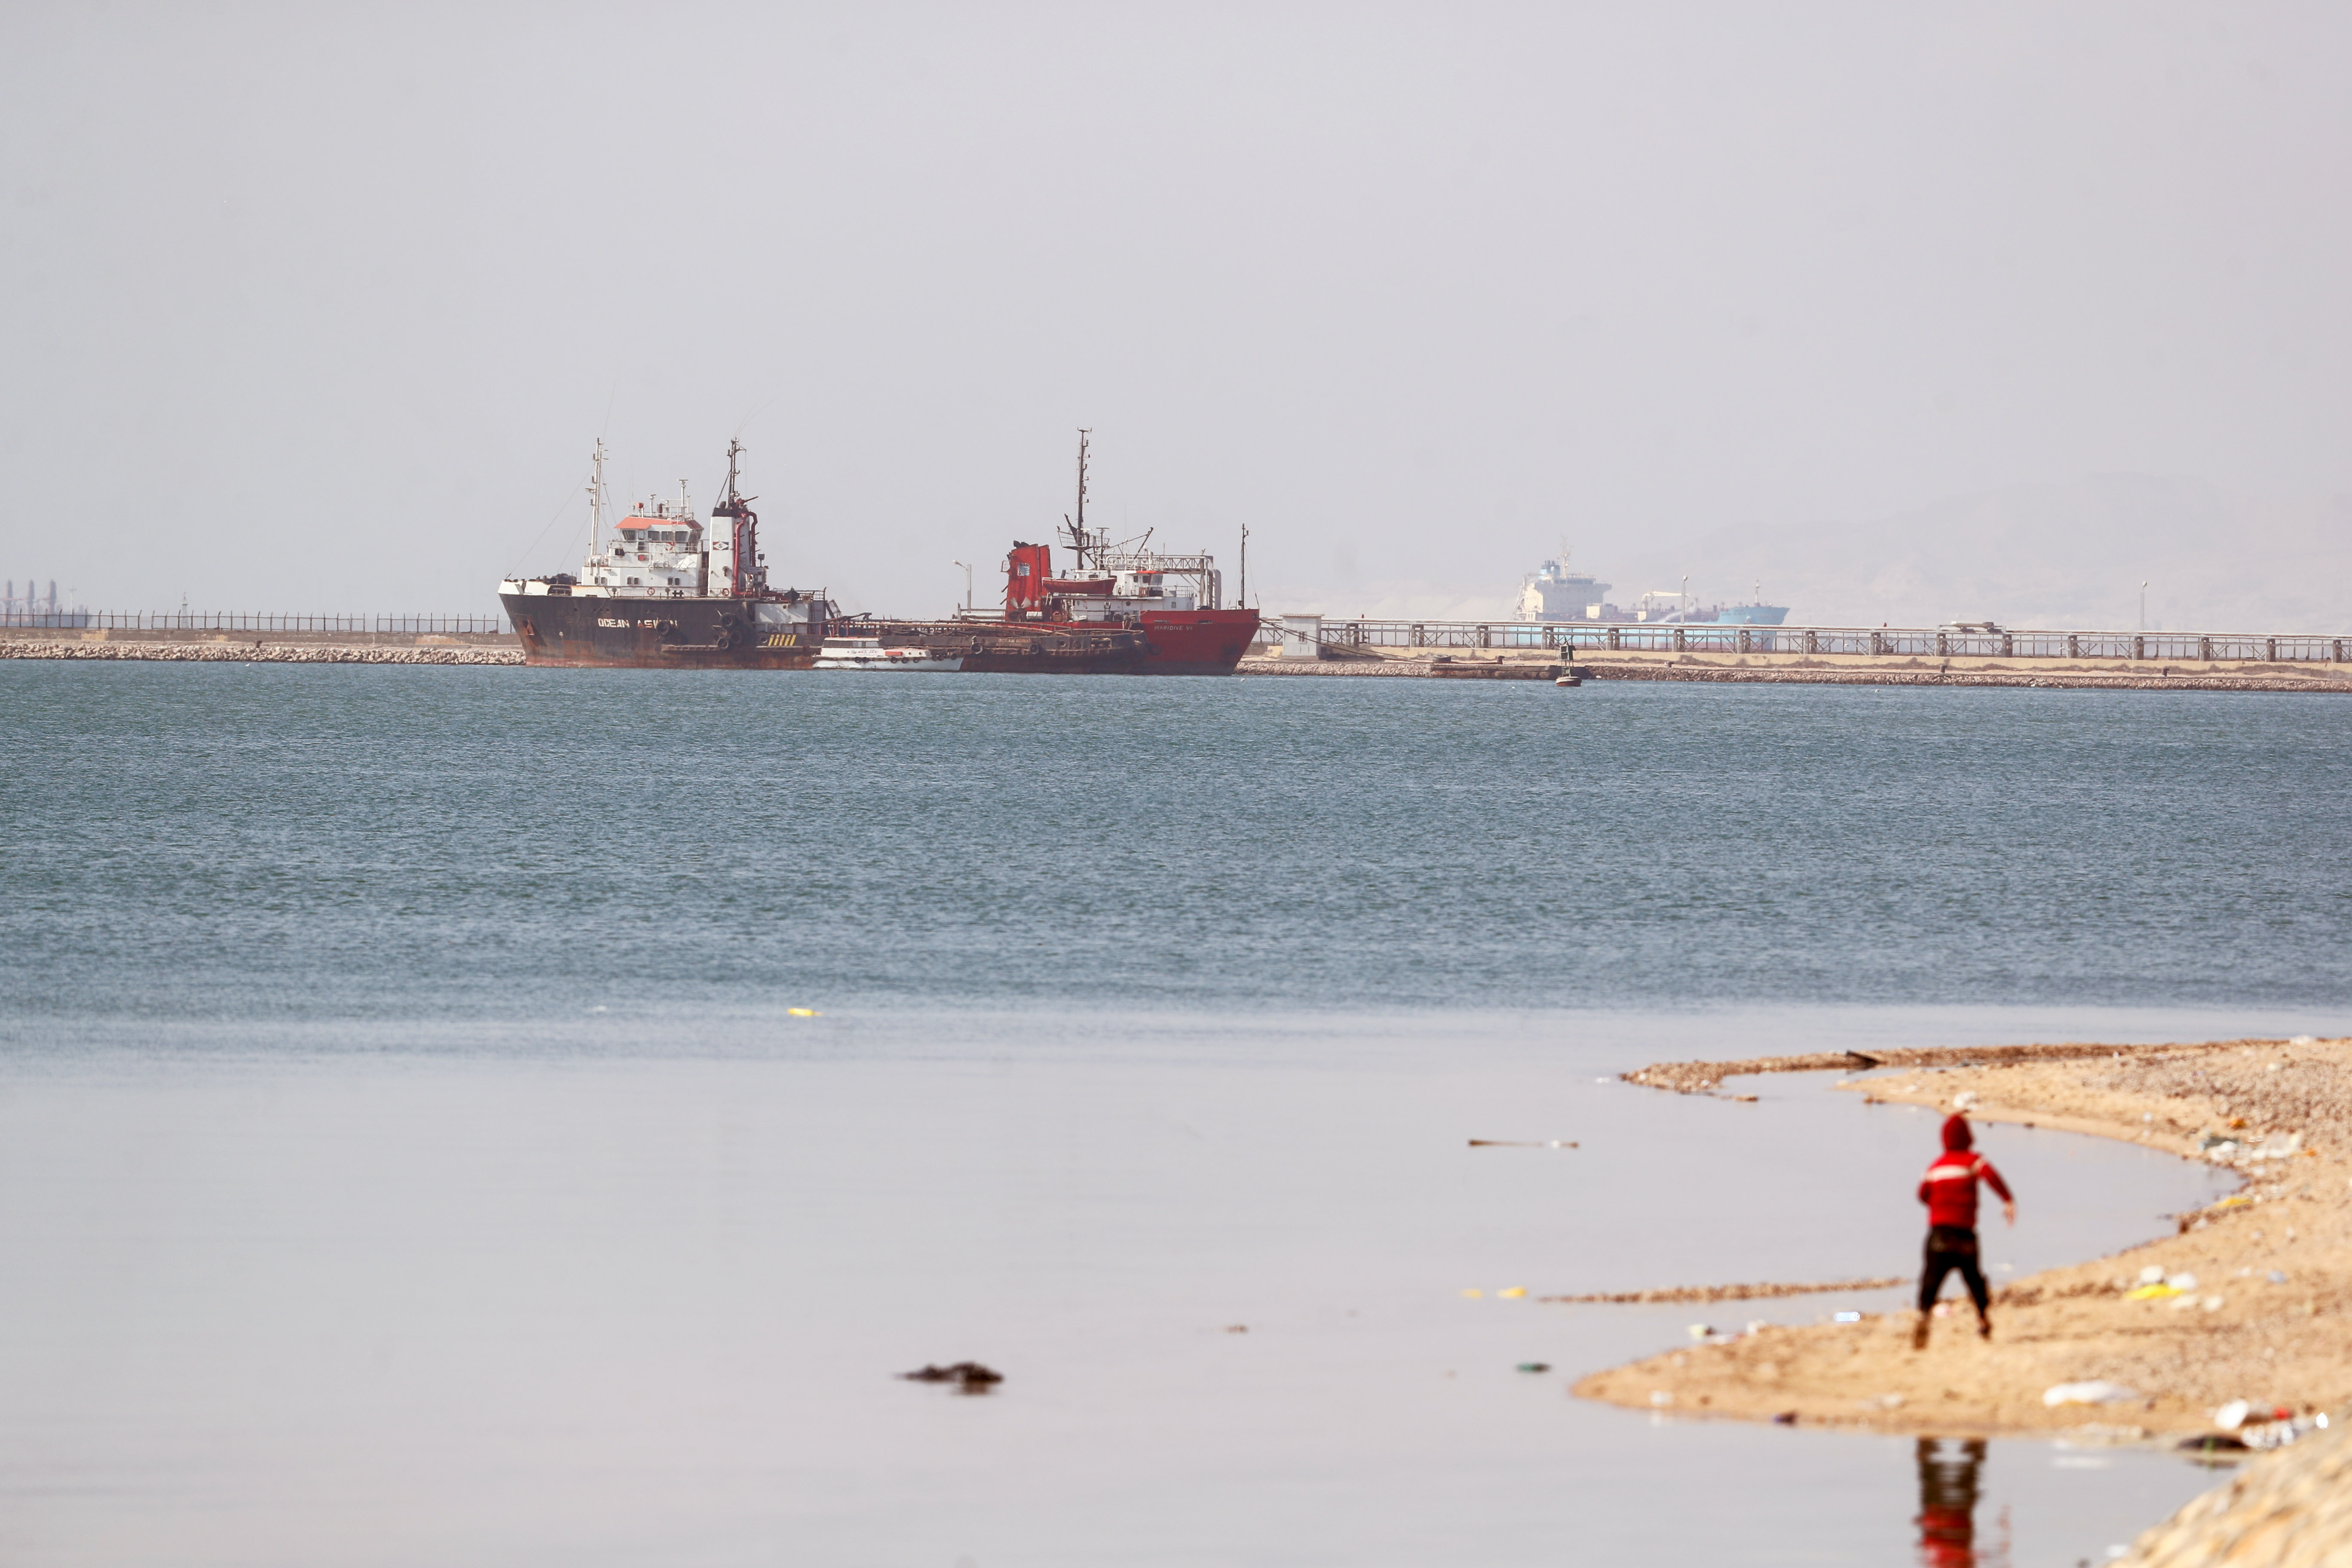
[1255,619,2351,663]
[7,612,511,635]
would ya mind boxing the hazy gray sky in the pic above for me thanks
[4,3,2347,625]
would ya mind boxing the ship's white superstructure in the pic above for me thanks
[502,444,720,601]
[582,487,705,596]
[1518,558,1611,622]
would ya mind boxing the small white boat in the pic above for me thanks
[812,635,963,672]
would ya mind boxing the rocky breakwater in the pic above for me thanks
[2114,1418,2352,1567]
[3,637,522,665]
[1577,651,2352,692]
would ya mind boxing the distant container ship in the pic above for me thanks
[1518,557,1787,627]
[499,435,1256,674]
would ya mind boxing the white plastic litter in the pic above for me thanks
[2166,1273,2199,1291]
[2043,1381,2141,1408]
[2214,1399,2251,1431]
[2138,1265,2166,1284]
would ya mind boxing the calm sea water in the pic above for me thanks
[7,665,2349,1029]
[1,665,2346,1565]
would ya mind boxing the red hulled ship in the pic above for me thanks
[965,430,1259,674]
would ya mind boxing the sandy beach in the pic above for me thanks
[1577,1037,2352,1439]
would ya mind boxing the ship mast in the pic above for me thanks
[711,437,763,598]
[586,438,608,560]
[1061,427,1093,572]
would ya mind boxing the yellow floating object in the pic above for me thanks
[1498,1287,1528,1298]
[2124,1283,2184,1301]
[1461,1289,1483,1298]
[787,1008,821,1017]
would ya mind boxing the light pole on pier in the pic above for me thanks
[2140,582,2148,633]
[952,560,972,613]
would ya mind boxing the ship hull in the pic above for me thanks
[502,591,824,668]
[502,595,1259,674]
[1138,608,1260,674]
[871,623,1149,674]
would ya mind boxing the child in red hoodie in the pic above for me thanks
[1913,1114,2015,1349]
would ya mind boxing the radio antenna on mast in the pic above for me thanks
[1062,428,1094,571]
[587,438,608,558]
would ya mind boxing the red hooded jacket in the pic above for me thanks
[1918,1115,2013,1230]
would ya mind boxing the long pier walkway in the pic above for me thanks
[1246,617,2352,692]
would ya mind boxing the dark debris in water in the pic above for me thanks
[900,1361,1005,1392]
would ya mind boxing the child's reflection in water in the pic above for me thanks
[1915,1437,1989,1567]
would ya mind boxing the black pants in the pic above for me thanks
[1918,1225,1988,1315]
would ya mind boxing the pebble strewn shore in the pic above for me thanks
[1584,1035,2352,1564]
[1585,1037,2352,1436]
[2,641,524,665]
